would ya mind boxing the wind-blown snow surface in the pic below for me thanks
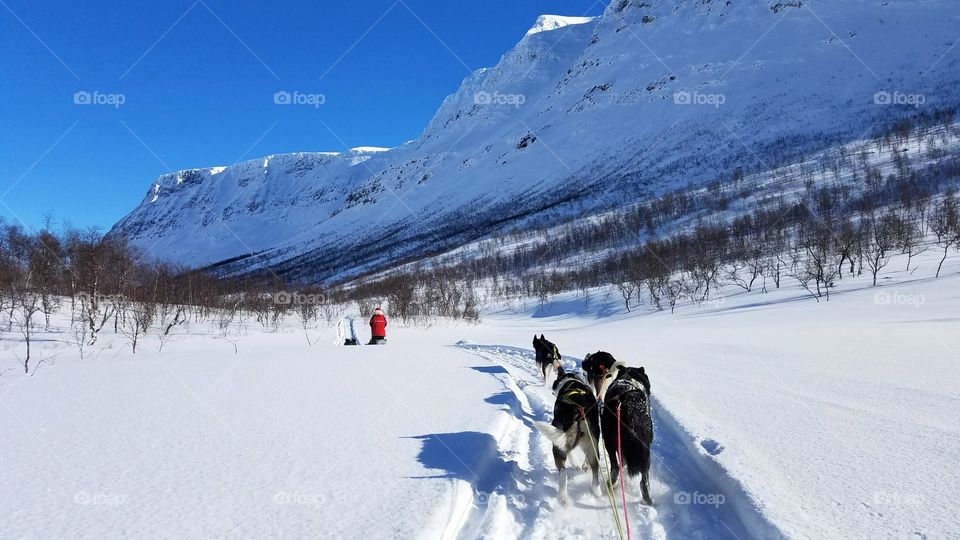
[525,15,596,37]
[3,252,960,538]
[110,0,960,282]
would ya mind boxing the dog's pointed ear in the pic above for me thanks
[639,366,645,374]
[540,334,545,340]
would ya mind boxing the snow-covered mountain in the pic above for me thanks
[110,0,960,283]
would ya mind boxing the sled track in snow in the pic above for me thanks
[442,343,785,539]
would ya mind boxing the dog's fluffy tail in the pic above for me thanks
[534,422,568,445]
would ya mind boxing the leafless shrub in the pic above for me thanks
[121,301,155,353]
[931,192,960,278]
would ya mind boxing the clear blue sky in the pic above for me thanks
[0,0,606,231]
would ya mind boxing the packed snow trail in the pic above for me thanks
[445,343,784,540]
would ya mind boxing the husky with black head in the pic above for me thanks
[532,334,561,384]
[534,364,602,506]
[581,351,618,394]
[590,353,655,506]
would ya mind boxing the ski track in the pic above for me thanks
[447,343,786,540]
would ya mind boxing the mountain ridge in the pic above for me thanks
[110,0,960,284]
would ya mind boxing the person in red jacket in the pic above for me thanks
[369,307,387,344]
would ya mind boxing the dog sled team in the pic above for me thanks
[532,334,654,508]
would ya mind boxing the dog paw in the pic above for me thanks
[591,485,602,498]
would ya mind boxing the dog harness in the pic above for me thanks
[555,376,596,424]
[603,376,648,408]
[557,383,594,441]
[559,385,591,406]
[554,373,591,398]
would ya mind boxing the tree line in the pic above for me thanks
[3,111,958,371]
[346,110,960,312]
[0,223,356,372]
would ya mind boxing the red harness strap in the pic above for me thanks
[618,403,632,540]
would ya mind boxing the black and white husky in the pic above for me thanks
[535,365,602,505]
[585,353,655,506]
[532,334,561,384]
[581,351,618,393]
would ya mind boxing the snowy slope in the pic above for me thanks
[110,149,392,264]
[3,249,959,538]
[0,325,511,538]
[110,1,960,282]
[525,15,597,37]
[473,250,960,539]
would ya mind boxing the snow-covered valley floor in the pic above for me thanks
[3,253,960,539]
